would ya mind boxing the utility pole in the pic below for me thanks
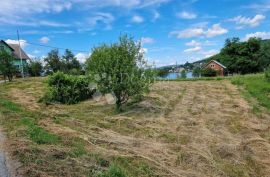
[17,30,24,78]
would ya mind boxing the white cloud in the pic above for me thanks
[86,12,115,29]
[243,3,270,13]
[131,15,144,23]
[5,39,28,48]
[75,52,90,63]
[76,0,170,9]
[229,14,265,28]
[184,46,202,53]
[186,40,201,46]
[27,54,36,59]
[170,28,204,38]
[171,24,227,38]
[177,11,197,19]
[152,11,160,21]
[202,49,218,58]
[205,24,228,38]
[141,37,155,45]
[39,36,50,44]
[243,32,270,41]
[139,48,148,54]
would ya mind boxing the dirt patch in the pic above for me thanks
[9,88,40,111]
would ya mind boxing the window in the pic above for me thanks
[210,64,215,68]
[0,46,4,51]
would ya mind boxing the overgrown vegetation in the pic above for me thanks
[208,37,270,74]
[86,35,155,110]
[231,74,270,110]
[0,50,17,81]
[264,67,270,82]
[27,60,43,77]
[201,68,218,77]
[42,72,94,104]
[44,49,83,75]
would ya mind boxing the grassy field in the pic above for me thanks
[0,76,270,177]
[231,74,270,111]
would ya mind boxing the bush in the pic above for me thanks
[43,72,94,104]
[265,67,270,82]
[201,68,217,77]
[98,164,126,177]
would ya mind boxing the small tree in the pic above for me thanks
[87,35,154,110]
[28,60,43,76]
[180,70,187,78]
[0,50,17,81]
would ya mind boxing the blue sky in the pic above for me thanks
[1,0,270,66]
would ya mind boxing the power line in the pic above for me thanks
[0,35,90,53]
[25,41,89,53]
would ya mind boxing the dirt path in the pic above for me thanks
[0,128,10,177]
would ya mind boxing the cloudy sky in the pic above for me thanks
[1,0,270,66]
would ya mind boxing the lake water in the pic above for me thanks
[162,72,194,79]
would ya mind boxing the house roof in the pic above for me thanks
[0,40,15,51]
[8,43,30,60]
[1,40,30,60]
[205,60,227,69]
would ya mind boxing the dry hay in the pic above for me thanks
[5,80,270,176]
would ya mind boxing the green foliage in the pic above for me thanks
[44,49,63,73]
[28,60,43,76]
[180,70,187,78]
[155,68,169,77]
[207,37,270,75]
[192,67,201,77]
[98,164,126,177]
[87,35,154,110]
[62,49,82,75]
[265,67,270,82]
[44,49,82,75]
[231,74,270,110]
[43,72,94,104]
[0,50,17,81]
[201,68,217,77]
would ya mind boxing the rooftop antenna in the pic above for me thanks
[17,30,24,78]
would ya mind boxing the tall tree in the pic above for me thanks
[87,35,154,110]
[44,49,63,73]
[62,49,81,74]
[0,50,17,81]
[28,60,43,76]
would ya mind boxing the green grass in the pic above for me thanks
[21,118,60,144]
[231,74,270,111]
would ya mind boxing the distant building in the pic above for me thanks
[204,60,226,76]
[0,40,30,69]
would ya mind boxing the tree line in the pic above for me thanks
[0,49,83,81]
[206,37,270,75]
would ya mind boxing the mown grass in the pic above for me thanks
[231,74,270,111]
[0,78,160,177]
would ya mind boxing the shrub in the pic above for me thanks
[201,68,217,77]
[98,164,126,177]
[265,67,270,82]
[43,72,94,104]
